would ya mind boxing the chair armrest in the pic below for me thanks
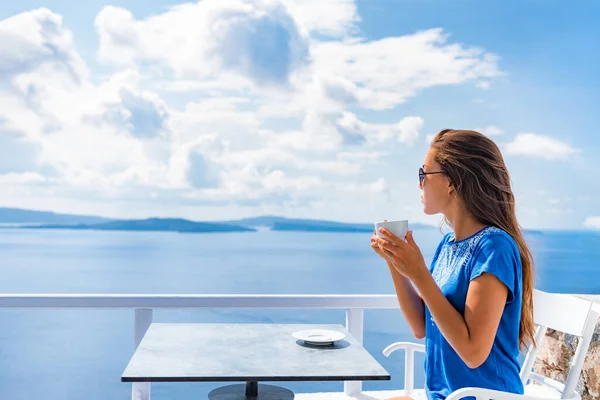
[382,341,425,357]
[382,342,425,393]
[445,387,577,400]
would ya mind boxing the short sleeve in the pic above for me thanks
[469,233,520,304]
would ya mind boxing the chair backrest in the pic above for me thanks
[520,289,598,399]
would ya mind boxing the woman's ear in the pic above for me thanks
[447,181,454,197]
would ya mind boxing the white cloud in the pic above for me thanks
[396,116,424,143]
[281,0,359,37]
[0,4,508,220]
[0,11,171,193]
[341,177,389,194]
[506,133,578,160]
[476,125,503,136]
[422,126,499,144]
[186,150,221,189]
[0,172,48,184]
[337,151,383,162]
[310,28,501,110]
[170,97,261,145]
[95,1,310,86]
[0,127,41,173]
[115,87,169,139]
[0,8,88,82]
[302,111,424,147]
[217,147,362,175]
[342,113,424,145]
[583,217,600,229]
[291,73,426,147]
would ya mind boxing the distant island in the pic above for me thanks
[0,207,110,225]
[24,218,256,234]
[0,207,436,234]
[0,207,546,235]
[224,215,435,232]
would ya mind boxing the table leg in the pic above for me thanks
[208,382,294,399]
[245,381,258,397]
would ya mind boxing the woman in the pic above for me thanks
[370,129,535,400]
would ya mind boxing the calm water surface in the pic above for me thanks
[0,228,598,399]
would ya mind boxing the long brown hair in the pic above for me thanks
[431,129,535,351]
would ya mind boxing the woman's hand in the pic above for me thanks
[370,219,391,261]
[376,229,429,282]
[370,229,390,261]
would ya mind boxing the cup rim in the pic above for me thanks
[374,220,408,225]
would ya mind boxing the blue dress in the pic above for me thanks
[424,226,524,400]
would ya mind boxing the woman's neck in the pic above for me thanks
[446,208,487,241]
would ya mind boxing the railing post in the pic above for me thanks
[344,308,364,396]
[132,309,153,400]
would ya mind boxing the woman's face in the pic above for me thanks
[420,148,452,215]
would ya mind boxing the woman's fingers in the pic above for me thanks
[371,239,389,259]
[377,238,401,257]
[405,230,420,250]
[377,228,407,247]
[382,247,405,269]
[377,227,396,240]
[381,246,395,258]
[377,230,409,251]
[371,238,382,249]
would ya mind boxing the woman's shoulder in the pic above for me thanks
[445,225,514,247]
[479,226,518,246]
[444,225,519,255]
[437,226,520,258]
[473,226,521,259]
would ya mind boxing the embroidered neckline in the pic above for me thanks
[448,225,503,248]
[433,226,504,288]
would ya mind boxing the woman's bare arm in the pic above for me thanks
[413,271,508,368]
[388,261,426,339]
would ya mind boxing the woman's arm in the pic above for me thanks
[388,261,426,339]
[376,228,510,369]
[371,229,426,339]
[412,271,508,368]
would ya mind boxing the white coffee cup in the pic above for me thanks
[374,220,409,241]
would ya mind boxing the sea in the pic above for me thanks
[0,227,598,399]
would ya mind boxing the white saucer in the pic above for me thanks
[292,329,346,346]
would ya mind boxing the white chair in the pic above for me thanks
[376,289,598,400]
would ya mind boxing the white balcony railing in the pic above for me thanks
[0,294,401,400]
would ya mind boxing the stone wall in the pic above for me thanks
[533,299,600,400]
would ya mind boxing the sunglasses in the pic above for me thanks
[419,166,445,187]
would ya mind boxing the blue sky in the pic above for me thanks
[0,0,597,230]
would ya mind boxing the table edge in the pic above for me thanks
[121,375,391,383]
